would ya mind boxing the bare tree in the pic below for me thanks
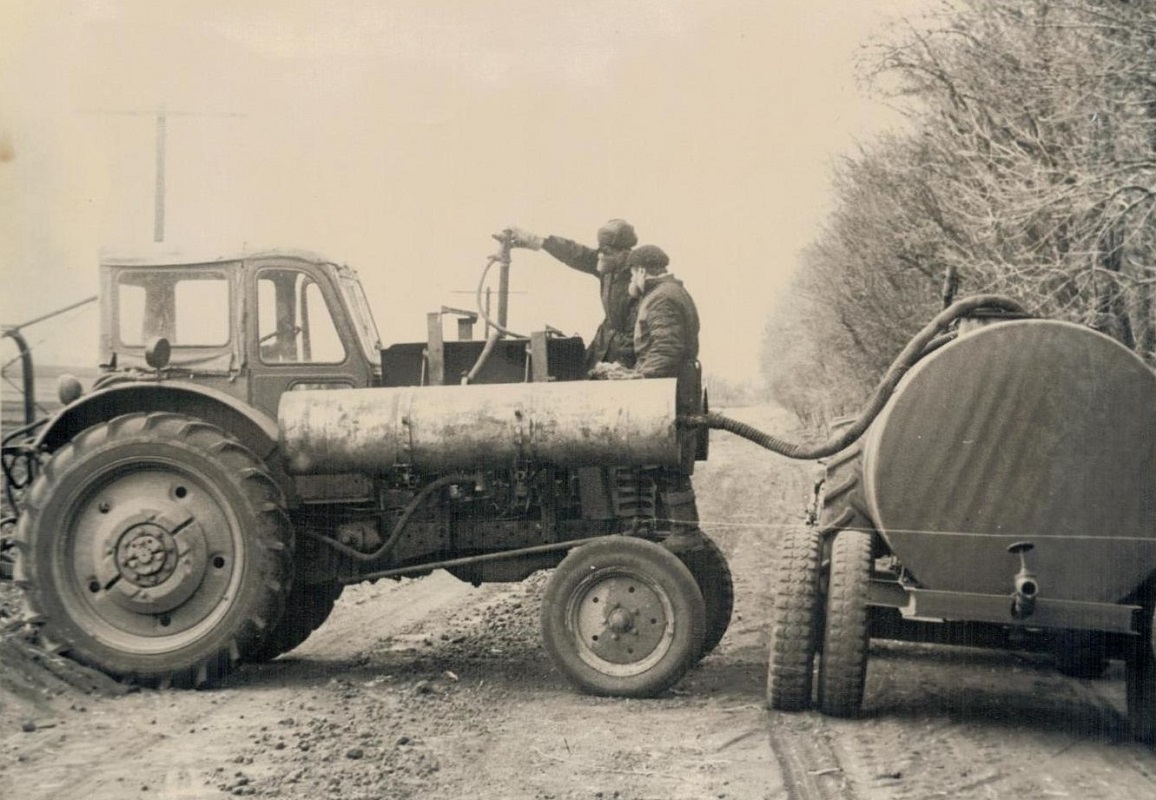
[763,0,1156,424]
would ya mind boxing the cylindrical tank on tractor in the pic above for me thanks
[278,378,684,475]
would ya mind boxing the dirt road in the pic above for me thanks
[2,406,1154,799]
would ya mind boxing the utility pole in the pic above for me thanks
[80,105,245,243]
[154,108,166,242]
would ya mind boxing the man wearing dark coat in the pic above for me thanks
[623,244,700,380]
[505,219,639,373]
[588,243,700,383]
[590,243,705,552]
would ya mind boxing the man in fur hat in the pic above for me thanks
[505,219,639,372]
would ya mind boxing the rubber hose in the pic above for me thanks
[304,473,474,563]
[464,253,527,384]
[681,294,1027,460]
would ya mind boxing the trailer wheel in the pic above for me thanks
[14,413,292,688]
[817,529,872,717]
[247,581,344,662]
[1126,605,1156,744]
[766,526,822,711]
[541,536,705,698]
[676,534,734,658]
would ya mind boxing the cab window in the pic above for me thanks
[257,269,346,364]
[117,271,229,347]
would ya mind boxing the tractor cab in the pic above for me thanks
[97,250,382,419]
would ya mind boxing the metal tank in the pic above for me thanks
[279,377,684,474]
[862,318,1156,604]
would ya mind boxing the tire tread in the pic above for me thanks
[14,412,293,689]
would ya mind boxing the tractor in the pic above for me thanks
[5,239,728,697]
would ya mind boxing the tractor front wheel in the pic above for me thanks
[676,533,734,659]
[541,536,705,698]
[14,413,292,688]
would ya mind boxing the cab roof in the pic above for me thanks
[99,247,341,268]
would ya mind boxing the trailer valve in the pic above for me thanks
[1008,541,1038,619]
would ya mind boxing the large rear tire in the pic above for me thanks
[816,529,872,717]
[247,581,344,663]
[676,533,734,658]
[765,526,822,711]
[14,413,292,688]
[541,536,705,698]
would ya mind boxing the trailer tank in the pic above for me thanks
[864,318,1155,604]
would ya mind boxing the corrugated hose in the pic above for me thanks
[679,294,1028,460]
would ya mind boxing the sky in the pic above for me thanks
[0,0,924,385]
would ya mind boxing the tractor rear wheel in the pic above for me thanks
[541,536,705,698]
[765,525,822,711]
[817,528,872,717]
[676,533,734,659]
[247,581,344,662]
[14,413,292,688]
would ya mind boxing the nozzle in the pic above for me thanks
[1008,541,1038,619]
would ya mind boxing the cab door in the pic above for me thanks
[247,260,373,420]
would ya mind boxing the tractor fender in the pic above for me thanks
[34,382,294,501]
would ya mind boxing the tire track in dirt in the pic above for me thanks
[696,406,847,800]
[812,642,1156,799]
[769,716,852,800]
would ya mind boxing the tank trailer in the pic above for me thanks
[754,301,1156,742]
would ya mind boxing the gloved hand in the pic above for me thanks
[587,361,639,380]
[505,226,543,250]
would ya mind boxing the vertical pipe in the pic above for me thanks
[425,311,445,386]
[497,242,510,328]
[154,108,167,243]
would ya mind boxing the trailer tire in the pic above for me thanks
[817,529,872,717]
[1126,605,1156,744]
[247,581,344,662]
[817,444,874,539]
[676,534,734,658]
[14,413,292,688]
[541,536,705,698]
[766,526,822,711]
